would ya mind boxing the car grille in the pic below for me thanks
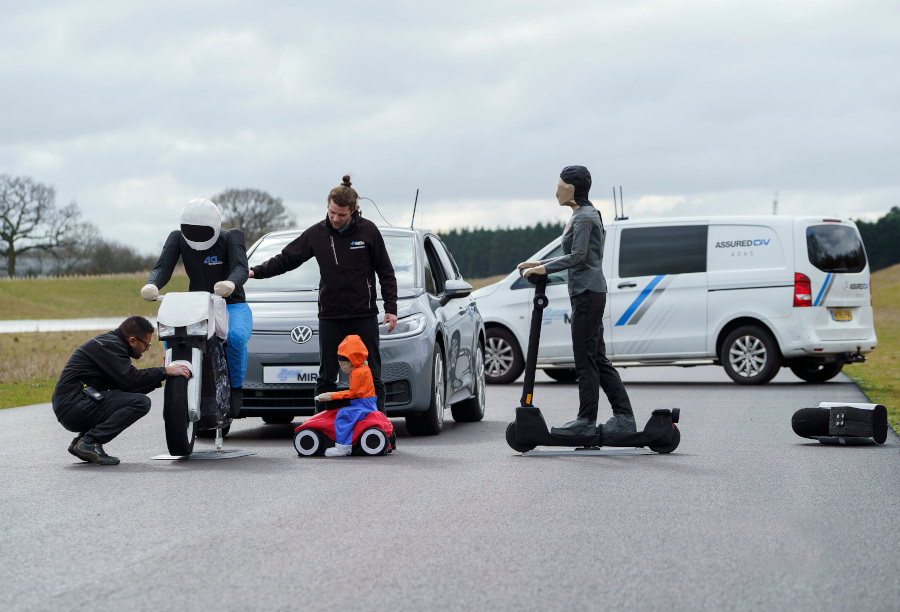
[244,385,316,409]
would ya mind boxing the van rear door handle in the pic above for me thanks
[618,282,637,288]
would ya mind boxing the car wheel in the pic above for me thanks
[451,343,486,422]
[485,327,524,385]
[789,360,844,383]
[262,415,294,424]
[406,348,446,435]
[720,325,781,385]
[544,368,577,383]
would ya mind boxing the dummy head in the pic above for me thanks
[558,165,593,207]
[181,198,222,251]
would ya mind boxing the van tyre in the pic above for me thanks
[721,325,781,385]
[451,344,486,422]
[789,360,844,383]
[163,375,196,456]
[406,349,445,436]
[485,328,524,384]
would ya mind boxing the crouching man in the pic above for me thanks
[52,316,190,465]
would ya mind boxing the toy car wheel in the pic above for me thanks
[294,429,326,456]
[506,422,535,453]
[357,427,389,456]
[649,425,680,454]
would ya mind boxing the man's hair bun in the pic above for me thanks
[341,175,352,187]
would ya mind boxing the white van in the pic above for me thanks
[472,215,877,385]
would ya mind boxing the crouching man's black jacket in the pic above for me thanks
[52,330,166,410]
[251,211,398,319]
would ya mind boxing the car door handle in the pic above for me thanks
[618,282,637,288]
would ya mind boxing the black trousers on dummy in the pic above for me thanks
[316,316,385,413]
[571,290,633,422]
[53,390,152,444]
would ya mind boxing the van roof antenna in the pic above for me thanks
[410,188,419,229]
[616,185,628,221]
[612,187,618,218]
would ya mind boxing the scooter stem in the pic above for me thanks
[520,274,549,407]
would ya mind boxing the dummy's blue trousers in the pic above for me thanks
[226,303,252,388]
[333,397,377,446]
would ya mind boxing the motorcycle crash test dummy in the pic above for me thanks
[141,198,251,416]
[518,165,636,437]
[309,334,395,457]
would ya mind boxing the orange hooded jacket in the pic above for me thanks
[329,335,376,401]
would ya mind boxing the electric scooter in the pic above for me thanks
[155,292,235,457]
[505,273,681,455]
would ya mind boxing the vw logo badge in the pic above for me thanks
[290,325,313,344]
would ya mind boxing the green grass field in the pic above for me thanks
[1,268,897,436]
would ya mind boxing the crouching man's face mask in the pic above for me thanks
[556,178,576,207]
[181,198,222,251]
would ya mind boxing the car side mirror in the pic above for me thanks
[440,279,473,306]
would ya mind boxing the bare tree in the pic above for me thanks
[0,174,80,276]
[211,188,295,247]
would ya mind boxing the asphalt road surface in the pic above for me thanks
[2,366,898,611]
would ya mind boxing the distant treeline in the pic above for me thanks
[438,222,565,279]
[856,206,900,272]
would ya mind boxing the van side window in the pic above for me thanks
[512,244,569,289]
[806,225,866,273]
[619,225,708,277]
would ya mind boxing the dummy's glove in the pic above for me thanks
[517,261,541,270]
[214,281,235,297]
[523,265,547,278]
[316,393,332,402]
[140,284,159,301]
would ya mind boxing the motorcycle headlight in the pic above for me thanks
[186,320,208,337]
[381,313,427,339]
[158,323,175,338]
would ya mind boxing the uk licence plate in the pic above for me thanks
[263,366,318,384]
[831,309,853,321]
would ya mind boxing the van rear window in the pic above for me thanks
[806,225,866,273]
[619,225,708,277]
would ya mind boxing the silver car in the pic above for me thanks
[239,226,486,435]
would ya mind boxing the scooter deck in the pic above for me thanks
[152,449,256,460]
[522,447,656,457]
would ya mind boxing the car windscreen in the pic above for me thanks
[806,224,867,273]
[245,233,417,295]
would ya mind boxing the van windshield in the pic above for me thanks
[806,225,866,273]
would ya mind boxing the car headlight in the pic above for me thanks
[186,320,208,337]
[381,313,426,339]
[158,323,175,338]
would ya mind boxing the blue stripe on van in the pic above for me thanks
[615,275,665,326]
[813,273,832,307]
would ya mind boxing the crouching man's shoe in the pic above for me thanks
[550,418,597,437]
[603,413,637,434]
[69,439,120,465]
[325,443,352,457]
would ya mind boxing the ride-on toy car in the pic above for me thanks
[293,409,396,457]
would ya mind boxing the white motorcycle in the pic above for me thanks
[156,292,232,456]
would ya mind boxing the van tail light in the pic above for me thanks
[794,273,812,307]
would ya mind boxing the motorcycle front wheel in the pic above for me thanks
[164,374,196,456]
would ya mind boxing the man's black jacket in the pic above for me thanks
[147,229,249,305]
[251,211,398,319]
[53,330,166,405]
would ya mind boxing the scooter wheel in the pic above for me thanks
[506,422,535,453]
[649,425,680,454]
[294,429,326,457]
[357,427,389,456]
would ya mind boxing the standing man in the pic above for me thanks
[518,165,636,436]
[141,197,252,415]
[249,175,398,413]
[52,316,190,465]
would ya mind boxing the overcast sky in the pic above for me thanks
[2,0,898,254]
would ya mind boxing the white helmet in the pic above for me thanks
[180,198,221,251]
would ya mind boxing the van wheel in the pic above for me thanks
[485,328,524,384]
[789,360,844,383]
[720,325,781,385]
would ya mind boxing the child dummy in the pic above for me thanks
[316,334,377,457]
